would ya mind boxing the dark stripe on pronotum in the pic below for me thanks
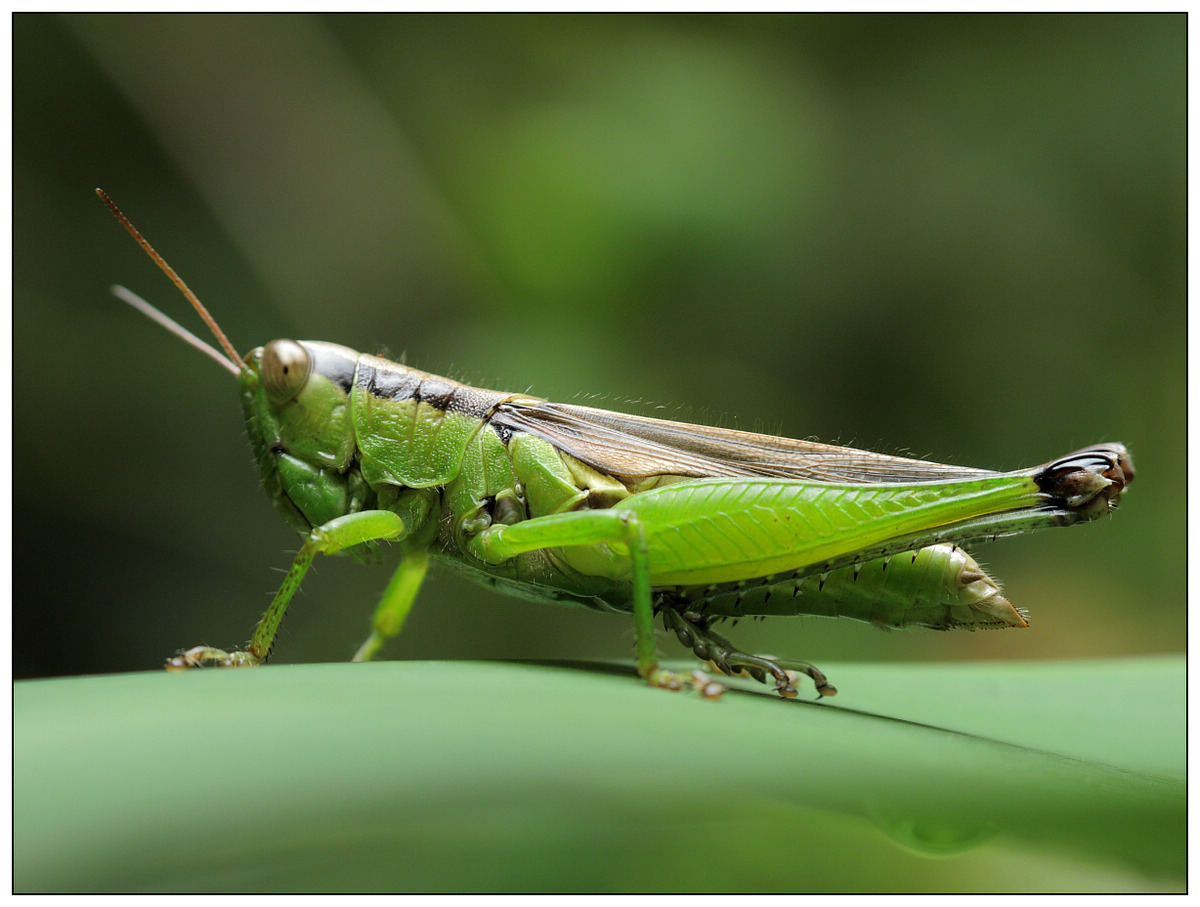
[415,376,457,411]
[359,362,421,403]
[356,359,510,422]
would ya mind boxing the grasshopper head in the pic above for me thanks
[240,340,374,541]
[240,340,358,468]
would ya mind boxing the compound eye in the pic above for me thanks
[261,339,311,404]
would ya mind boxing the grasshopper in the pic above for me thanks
[99,190,1133,699]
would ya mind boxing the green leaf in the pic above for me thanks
[15,657,1182,892]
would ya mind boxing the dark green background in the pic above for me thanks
[15,14,1183,679]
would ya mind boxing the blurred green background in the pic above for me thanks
[14,13,1183,680]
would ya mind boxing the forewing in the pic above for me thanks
[490,400,991,483]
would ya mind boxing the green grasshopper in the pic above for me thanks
[99,190,1133,699]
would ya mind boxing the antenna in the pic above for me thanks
[96,188,245,374]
